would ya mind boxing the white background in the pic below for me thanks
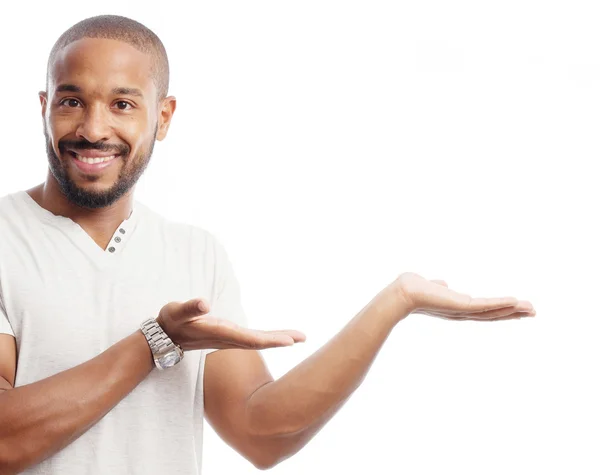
[1,1,599,474]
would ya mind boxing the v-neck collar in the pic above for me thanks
[17,190,142,271]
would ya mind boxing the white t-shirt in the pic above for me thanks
[0,190,248,474]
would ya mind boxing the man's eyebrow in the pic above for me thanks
[111,87,144,98]
[54,84,144,98]
[55,84,82,93]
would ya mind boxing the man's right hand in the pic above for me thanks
[392,272,536,322]
[155,298,306,351]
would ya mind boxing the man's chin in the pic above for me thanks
[56,173,125,209]
[64,189,122,209]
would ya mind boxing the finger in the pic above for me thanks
[467,310,535,320]
[185,298,209,314]
[198,339,264,350]
[460,296,520,313]
[422,311,468,320]
[171,298,210,317]
[416,283,519,314]
[431,279,448,287]
[233,330,296,349]
[478,311,535,321]
[422,306,535,320]
[461,303,535,320]
[201,338,293,351]
[231,329,303,348]
[427,310,535,322]
[264,330,307,342]
[160,298,210,324]
[193,318,300,349]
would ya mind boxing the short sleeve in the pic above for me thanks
[0,296,15,337]
[205,235,248,355]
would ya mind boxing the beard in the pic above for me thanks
[44,122,158,209]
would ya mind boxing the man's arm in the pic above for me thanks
[0,334,16,393]
[0,330,154,474]
[203,285,403,470]
[0,297,301,474]
[204,273,535,470]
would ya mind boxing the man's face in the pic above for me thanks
[41,37,167,209]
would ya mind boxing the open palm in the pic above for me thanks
[395,272,536,321]
[157,298,306,351]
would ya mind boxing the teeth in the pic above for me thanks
[74,153,117,164]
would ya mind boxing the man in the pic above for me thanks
[0,15,535,475]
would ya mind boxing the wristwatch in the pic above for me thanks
[140,318,184,370]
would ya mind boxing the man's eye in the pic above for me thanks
[60,98,81,108]
[115,101,133,110]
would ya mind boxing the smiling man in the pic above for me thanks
[0,14,536,475]
[37,19,169,246]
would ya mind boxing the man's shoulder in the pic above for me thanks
[136,201,218,249]
[0,191,25,228]
[0,191,19,213]
[0,192,30,256]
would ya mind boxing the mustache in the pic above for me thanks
[58,140,129,156]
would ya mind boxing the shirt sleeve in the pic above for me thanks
[0,295,15,337]
[204,235,248,355]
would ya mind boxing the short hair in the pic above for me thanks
[46,15,169,102]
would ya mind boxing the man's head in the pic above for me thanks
[41,15,176,209]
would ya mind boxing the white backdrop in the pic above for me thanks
[1,1,599,474]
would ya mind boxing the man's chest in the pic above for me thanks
[0,245,206,385]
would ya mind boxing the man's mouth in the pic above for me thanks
[66,150,124,173]
[67,150,123,164]
[71,152,118,163]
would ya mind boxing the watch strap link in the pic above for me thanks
[140,318,182,355]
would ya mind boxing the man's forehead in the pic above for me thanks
[55,83,145,98]
[50,37,155,95]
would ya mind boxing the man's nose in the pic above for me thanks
[75,104,113,144]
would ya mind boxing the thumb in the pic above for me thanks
[163,298,210,320]
[431,279,448,287]
[183,298,210,316]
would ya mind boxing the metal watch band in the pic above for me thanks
[140,318,182,355]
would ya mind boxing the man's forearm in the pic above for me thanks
[245,286,409,465]
[0,330,154,474]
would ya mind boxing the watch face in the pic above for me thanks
[157,349,182,369]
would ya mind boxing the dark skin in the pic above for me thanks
[0,37,535,472]
[28,37,176,250]
[1,36,306,470]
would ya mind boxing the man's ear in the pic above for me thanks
[156,96,177,141]
[39,91,48,118]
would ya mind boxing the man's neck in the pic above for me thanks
[26,175,135,250]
